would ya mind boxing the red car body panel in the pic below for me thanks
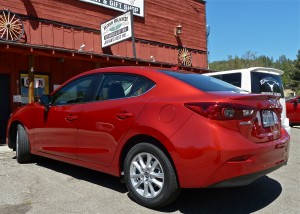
[286,96,300,125]
[34,104,82,159]
[76,91,155,165]
[6,66,290,188]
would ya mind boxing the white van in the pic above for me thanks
[204,67,291,134]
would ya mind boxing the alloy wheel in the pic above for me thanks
[129,152,164,198]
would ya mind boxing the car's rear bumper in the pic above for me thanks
[209,160,287,188]
[170,117,290,188]
[205,131,290,187]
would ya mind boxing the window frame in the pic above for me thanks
[50,74,99,106]
[91,73,156,102]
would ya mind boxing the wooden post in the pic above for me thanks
[28,55,35,103]
[130,10,136,59]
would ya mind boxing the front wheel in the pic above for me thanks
[16,124,31,163]
[124,143,180,208]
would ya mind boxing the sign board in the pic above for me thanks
[13,95,22,103]
[21,77,46,88]
[20,74,49,104]
[79,0,144,17]
[101,10,134,48]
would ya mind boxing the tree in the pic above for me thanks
[292,51,300,94]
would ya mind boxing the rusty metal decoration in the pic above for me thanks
[178,47,192,66]
[0,10,24,41]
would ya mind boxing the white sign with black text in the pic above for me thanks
[79,0,144,17]
[101,11,133,48]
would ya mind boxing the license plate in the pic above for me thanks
[262,110,275,127]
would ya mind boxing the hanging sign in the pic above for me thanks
[79,0,144,17]
[101,10,134,48]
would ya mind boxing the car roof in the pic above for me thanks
[74,66,164,79]
[54,66,189,94]
[61,66,160,85]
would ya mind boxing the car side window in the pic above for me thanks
[213,73,242,87]
[51,75,95,105]
[94,74,155,101]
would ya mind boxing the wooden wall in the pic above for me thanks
[0,52,97,112]
[1,0,207,67]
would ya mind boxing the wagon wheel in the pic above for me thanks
[0,10,24,41]
[178,48,192,66]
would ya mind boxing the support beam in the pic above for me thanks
[28,55,35,103]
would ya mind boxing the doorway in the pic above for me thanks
[0,74,10,144]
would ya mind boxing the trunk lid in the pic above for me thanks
[202,92,282,143]
[228,93,282,143]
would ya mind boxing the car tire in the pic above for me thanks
[124,143,180,208]
[16,124,31,163]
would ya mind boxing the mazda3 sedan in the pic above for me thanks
[7,67,290,208]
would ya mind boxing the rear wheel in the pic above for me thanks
[16,124,31,163]
[124,143,180,208]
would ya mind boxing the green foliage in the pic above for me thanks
[209,50,300,95]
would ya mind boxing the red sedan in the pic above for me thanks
[6,67,290,208]
[286,96,300,126]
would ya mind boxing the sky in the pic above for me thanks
[206,0,300,62]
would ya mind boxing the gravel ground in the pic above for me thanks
[0,127,299,214]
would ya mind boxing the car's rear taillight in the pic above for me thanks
[184,102,257,120]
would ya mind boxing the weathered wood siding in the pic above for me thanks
[0,52,97,111]
[1,0,207,67]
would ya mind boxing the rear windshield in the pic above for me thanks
[251,72,284,98]
[160,70,243,92]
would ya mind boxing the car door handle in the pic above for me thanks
[116,112,133,120]
[65,115,78,122]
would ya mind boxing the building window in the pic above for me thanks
[20,73,49,104]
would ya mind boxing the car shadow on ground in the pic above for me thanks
[34,156,282,213]
[35,156,128,193]
[161,176,282,213]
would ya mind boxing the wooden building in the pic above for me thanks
[0,0,208,143]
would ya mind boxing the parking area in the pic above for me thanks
[0,127,299,214]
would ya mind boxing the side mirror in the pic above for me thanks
[40,95,51,111]
[294,100,298,109]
